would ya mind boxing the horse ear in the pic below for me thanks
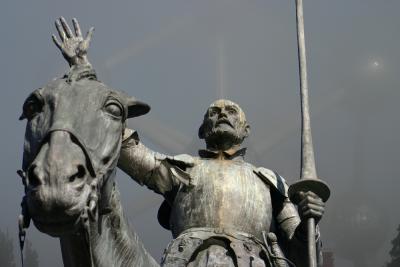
[126,97,150,118]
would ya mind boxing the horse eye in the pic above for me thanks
[104,102,123,118]
[22,94,43,120]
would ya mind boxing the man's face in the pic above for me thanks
[207,102,241,133]
[200,99,249,149]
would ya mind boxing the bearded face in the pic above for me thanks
[199,99,250,150]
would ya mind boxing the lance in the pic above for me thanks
[287,1,331,266]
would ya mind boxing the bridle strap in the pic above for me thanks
[17,170,30,267]
[47,128,97,178]
[81,208,96,267]
[79,167,117,267]
[17,128,122,267]
[18,222,26,267]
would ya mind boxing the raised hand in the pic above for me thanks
[52,17,94,67]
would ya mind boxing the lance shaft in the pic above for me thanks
[288,0,330,266]
[296,0,315,180]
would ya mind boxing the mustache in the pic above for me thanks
[216,118,233,128]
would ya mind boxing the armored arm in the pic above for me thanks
[275,198,323,267]
[255,168,322,266]
[118,128,189,195]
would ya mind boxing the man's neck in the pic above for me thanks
[200,145,246,160]
[206,144,240,153]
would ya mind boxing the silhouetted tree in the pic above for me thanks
[24,240,39,267]
[386,224,400,267]
[0,229,16,267]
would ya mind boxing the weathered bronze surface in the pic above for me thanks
[18,18,326,267]
[119,99,326,266]
[18,18,158,267]
[288,1,330,266]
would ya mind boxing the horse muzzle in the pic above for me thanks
[24,130,94,236]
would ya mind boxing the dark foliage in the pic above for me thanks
[386,224,400,267]
[0,229,16,267]
[24,240,39,267]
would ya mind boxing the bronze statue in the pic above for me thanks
[19,17,326,267]
[118,99,325,267]
[18,18,159,267]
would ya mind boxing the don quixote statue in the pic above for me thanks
[17,2,330,266]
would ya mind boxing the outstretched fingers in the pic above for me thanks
[60,17,73,38]
[72,18,82,37]
[85,27,95,44]
[52,17,93,66]
[55,18,66,42]
[52,34,62,50]
[79,27,94,52]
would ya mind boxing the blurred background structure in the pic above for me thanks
[1,1,399,266]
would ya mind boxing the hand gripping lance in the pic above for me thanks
[287,1,331,266]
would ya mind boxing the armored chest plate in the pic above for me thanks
[170,158,272,240]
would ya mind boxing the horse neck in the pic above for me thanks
[59,179,159,267]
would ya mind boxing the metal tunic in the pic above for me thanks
[118,135,322,266]
[170,158,272,241]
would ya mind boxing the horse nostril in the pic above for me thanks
[28,165,42,187]
[69,165,86,183]
[77,165,86,178]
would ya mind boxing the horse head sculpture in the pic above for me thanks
[18,66,159,267]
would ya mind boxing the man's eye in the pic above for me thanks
[104,102,123,118]
[209,108,219,116]
[227,109,237,115]
[22,95,43,120]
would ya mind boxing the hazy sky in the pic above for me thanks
[1,1,399,266]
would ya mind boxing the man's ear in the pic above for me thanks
[243,123,250,138]
[126,96,150,118]
[198,123,205,139]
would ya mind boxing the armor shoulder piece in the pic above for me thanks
[169,154,195,167]
[165,154,196,186]
[254,167,288,198]
[122,128,137,143]
[166,154,195,168]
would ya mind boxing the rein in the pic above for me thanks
[16,170,29,267]
[15,168,95,267]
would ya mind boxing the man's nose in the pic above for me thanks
[218,109,228,118]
